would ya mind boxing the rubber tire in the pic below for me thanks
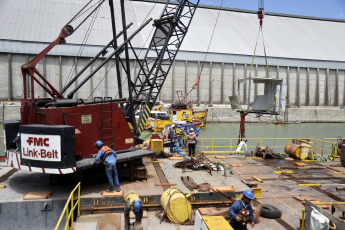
[260,204,282,219]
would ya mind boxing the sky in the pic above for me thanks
[199,0,345,20]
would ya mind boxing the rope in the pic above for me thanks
[248,25,270,78]
[165,189,191,224]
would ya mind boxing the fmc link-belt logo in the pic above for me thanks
[23,137,59,159]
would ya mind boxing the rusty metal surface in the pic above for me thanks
[0,168,17,183]
[153,162,170,191]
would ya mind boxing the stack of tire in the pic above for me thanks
[260,204,282,219]
[341,144,345,167]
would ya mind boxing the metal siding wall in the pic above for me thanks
[174,61,186,102]
[299,67,307,106]
[75,58,92,99]
[328,69,336,106]
[308,68,317,106]
[288,67,297,106]
[235,64,246,105]
[339,70,345,106]
[318,69,326,106]
[199,62,210,104]
[1,52,345,108]
[0,54,9,99]
[45,56,60,96]
[223,63,233,104]
[186,61,198,104]
[60,56,75,97]
[212,62,222,103]
[160,62,173,102]
[10,54,26,99]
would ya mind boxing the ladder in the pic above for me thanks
[97,97,114,149]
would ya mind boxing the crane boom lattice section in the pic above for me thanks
[134,0,199,135]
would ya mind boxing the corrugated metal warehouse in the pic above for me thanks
[0,0,344,106]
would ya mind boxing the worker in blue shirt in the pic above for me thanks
[169,125,176,153]
[91,140,121,193]
[229,190,255,230]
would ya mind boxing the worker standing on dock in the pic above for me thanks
[124,191,143,230]
[176,125,185,148]
[170,125,176,153]
[229,190,255,229]
[91,140,121,193]
[187,128,197,157]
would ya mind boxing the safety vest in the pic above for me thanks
[101,146,112,162]
[188,133,195,141]
[175,128,183,137]
[124,191,140,210]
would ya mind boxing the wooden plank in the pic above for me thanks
[155,183,177,186]
[293,195,316,202]
[198,207,218,215]
[169,157,184,160]
[211,186,235,193]
[215,156,227,159]
[101,190,124,197]
[294,162,308,167]
[23,191,51,200]
[230,163,243,167]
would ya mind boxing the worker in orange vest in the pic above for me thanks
[187,128,197,157]
[91,140,120,192]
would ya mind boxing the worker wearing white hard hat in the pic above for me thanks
[187,128,197,157]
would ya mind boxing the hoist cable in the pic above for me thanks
[63,5,101,91]
[248,27,261,78]
[248,25,270,78]
[185,0,224,99]
[260,26,270,78]
[86,1,158,102]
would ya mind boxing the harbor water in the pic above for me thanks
[1,122,345,156]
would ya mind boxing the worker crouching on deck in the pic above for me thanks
[229,190,255,230]
[124,191,143,230]
[91,140,121,193]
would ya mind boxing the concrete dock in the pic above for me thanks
[1,151,345,229]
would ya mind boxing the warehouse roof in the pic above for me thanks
[0,0,344,65]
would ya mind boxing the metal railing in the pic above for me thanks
[197,137,337,161]
[55,182,81,230]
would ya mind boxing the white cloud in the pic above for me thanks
[336,13,344,19]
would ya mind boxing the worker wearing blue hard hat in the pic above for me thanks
[124,191,143,230]
[91,140,120,193]
[228,190,255,229]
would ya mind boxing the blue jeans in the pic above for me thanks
[105,165,120,191]
[177,137,184,148]
[170,138,175,153]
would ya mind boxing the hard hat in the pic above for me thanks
[171,124,175,128]
[177,125,181,128]
[95,140,103,148]
[243,190,254,200]
[133,200,142,213]
[190,128,194,132]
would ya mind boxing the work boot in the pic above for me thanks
[105,189,114,193]
[116,187,121,192]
